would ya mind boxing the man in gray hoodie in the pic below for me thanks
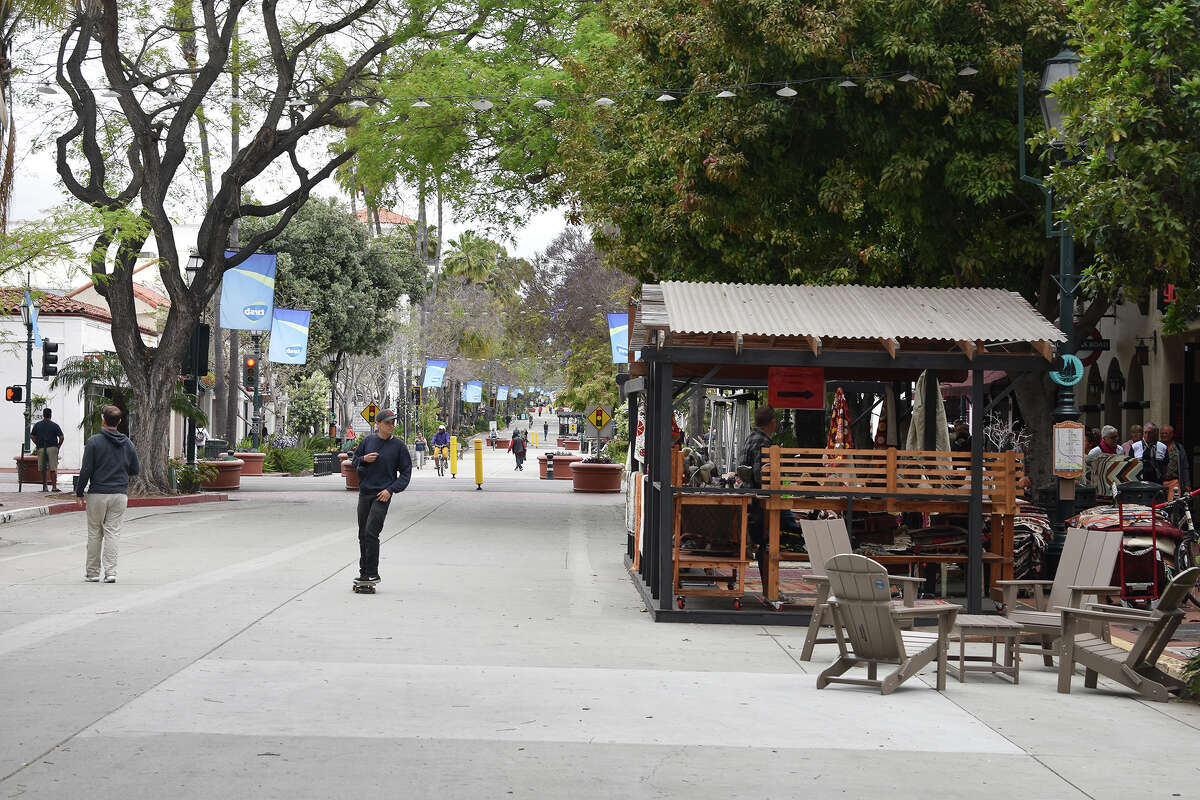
[76,405,140,583]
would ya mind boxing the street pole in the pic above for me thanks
[251,332,263,449]
[23,319,33,454]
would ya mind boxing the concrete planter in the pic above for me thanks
[341,458,360,491]
[561,438,581,450]
[200,458,243,491]
[570,462,624,492]
[14,454,41,484]
[496,438,511,450]
[235,452,266,476]
[538,454,582,480]
[337,452,350,462]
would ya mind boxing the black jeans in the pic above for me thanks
[356,493,391,578]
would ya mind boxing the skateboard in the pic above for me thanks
[352,578,379,594]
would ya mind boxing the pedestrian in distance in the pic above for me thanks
[76,405,140,583]
[1161,424,1190,496]
[508,430,527,470]
[543,420,549,440]
[413,432,427,469]
[30,407,64,492]
[351,409,411,586]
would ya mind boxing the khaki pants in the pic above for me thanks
[85,493,128,578]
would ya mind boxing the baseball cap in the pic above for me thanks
[376,409,398,424]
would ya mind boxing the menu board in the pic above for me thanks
[1053,421,1086,479]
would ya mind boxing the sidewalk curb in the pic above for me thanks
[1,493,230,525]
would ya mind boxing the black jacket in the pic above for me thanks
[740,427,774,489]
[77,428,140,496]
[352,434,412,495]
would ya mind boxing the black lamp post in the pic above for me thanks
[19,292,35,458]
[184,255,203,465]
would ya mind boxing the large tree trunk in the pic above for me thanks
[687,386,704,438]
[129,361,184,493]
[1012,373,1055,489]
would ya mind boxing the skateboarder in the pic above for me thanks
[350,409,411,587]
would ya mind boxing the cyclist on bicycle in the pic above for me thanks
[432,424,451,463]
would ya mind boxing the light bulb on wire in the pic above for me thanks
[775,85,797,97]
[411,98,431,108]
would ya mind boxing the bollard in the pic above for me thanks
[473,437,484,489]
[532,432,538,448]
[546,452,555,480]
[449,435,458,479]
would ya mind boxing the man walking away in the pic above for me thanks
[543,420,549,440]
[76,406,140,582]
[509,430,527,470]
[31,408,64,492]
[351,410,411,586]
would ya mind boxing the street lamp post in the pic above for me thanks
[19,292,35,458]
[1018,45,1082,568]
[185,256,203,465]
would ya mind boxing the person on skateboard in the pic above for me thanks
[350,409,411,586]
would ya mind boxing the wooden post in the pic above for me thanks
[656,361,675,609]
[967,368,985,613]
[765,445,782,603]
[885,447,898,514]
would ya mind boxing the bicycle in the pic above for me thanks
[1155,486,1200,607]
[433,445,449,477]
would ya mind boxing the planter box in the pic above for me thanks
[14,454,41,484]
[538,454,582,480]
[571,462,624,493]
[235,452,266,476]
[341,459,360,491]
[496,439,511,450]
[200,458,244,491]
[337,452,350,461]
[562,438,581,451]
[556,437,565,448]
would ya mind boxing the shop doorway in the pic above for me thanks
[1104,359,1125,431]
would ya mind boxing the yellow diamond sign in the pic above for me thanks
[587,405,612,431]
[360,402,379,424]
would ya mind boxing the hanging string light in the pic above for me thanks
[775,84,797,97]
[470,98,494,111]
[838,79,858,88]
[897,72,918,82]
[715,89,737,98]
[593,96,615,106]
[655,93,676,102]
[411,98,431,108]
[957,65,979,76]
[533,98,555,109]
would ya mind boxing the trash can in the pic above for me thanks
[1073,483,1098,514]
[1114,481,1165,507]
[204,439,228,459]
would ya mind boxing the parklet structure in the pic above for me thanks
[623,281,1065,623]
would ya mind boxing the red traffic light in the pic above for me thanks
[5,385,22,403]
[244,357,257,369]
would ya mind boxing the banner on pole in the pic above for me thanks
[267,309,311,364]
[607,313,629,364]
[218,251,277,331]
[497,385,509,402]
[26,291,41,349]
[422,359,448,388]
[463,380,482,403]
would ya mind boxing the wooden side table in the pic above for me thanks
[950,614,1023,684]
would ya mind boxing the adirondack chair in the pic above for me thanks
[1057,567,1200,701]
[799,519,924,661]
[994,527,1122,666]
[816,554,960,694]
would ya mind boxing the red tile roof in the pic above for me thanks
[1,288,158,336]
[66,261,170,308]
[355,208,416,226]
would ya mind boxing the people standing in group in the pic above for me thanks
[1088,425,1120,455]
[350,410,411,586]
[30,407,64,492]
[1161,424,1190,496]
[1121,424,1144,456]
[1130,423,1168,484]
[76,406,140,583]
[413,432,427,469]
[508,430,527,470]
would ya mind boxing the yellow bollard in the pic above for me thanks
[449,435,458,478]
[532,432,538,448]
[473,437,484,489]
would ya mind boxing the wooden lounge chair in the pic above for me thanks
[816,554,960,694]
[993,527,1122,666]
[1057,567,1200,701]
[799,519,923,661]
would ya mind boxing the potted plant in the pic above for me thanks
[341,454,360,490]
[234,437,267,476]
[175,459,218,494]
[571,454,625,492]
[200,454,244,490]
[537,451,583,480]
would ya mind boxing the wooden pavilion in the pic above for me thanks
[623,281,1066,623]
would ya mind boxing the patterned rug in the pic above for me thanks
[736,566,953,608]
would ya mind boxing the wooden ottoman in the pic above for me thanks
[950,614,1023,684]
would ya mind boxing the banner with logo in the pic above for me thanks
[219,251,277,331]
[422,359,448,388]
[607,313,628,364]
[497,385,509,402]
[463,380,483,403]
[266,309,311,364]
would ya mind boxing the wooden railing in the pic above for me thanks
[759,447,1023,514]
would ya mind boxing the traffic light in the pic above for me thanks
[41,340,58,378]
[5,385,22,403]
[243,356,258,386]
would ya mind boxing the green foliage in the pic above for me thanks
[557,334,620,412]
[174,461,217,493]
[305,435,336,453]
[418,397,442,439]
[50,354,205,434]
[1048,0,1200,332]
[1184,647,1200,700]
[274,447,313,475]
[557,0,1067,296]
[287,371,332,439]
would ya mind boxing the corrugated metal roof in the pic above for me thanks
[643,282,1065,345]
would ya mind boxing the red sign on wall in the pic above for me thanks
[768,367,825,410]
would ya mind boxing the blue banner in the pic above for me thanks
[26,291,41,349]
[463,380,483,403]
[219,251,277,331]
[267,309,311,364]
[497,385,509,402]
[422,359,448,388]
[607,313,628,364]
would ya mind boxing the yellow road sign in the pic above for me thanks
[587,405,612,431]
[360,402,379,424]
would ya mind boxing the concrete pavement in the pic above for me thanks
[1,421,1198,799]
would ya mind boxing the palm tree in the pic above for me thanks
[443,231,500,284]
[51,354,206,436]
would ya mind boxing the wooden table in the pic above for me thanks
[949,614,1023,684]
[672,492,751,609]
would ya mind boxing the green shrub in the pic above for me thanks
[1183,648,1200,701]
[306,435,335,452]
[604,439,628,464]
[276,447,312,474]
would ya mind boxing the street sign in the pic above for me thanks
[1078,337,1110,352]
[585,404,614,438]
[768,367,825,410]
[360,402,379,424]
